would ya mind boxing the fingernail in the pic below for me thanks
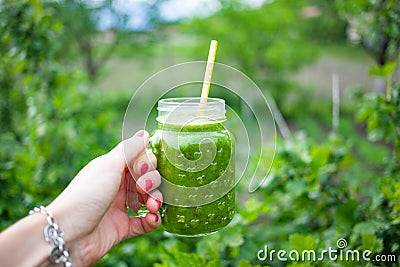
[134,130,145,137]
[140,162,149,175]
[154,213,159,223]
[155,198,162,209]
[145,179,153,191]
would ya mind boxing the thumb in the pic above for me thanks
[105,130,150,171]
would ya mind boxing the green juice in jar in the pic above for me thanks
[150,97,235,236]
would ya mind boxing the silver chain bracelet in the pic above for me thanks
[29,206,73,267]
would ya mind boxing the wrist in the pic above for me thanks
[46,201,78,244]
[29,206,73,267]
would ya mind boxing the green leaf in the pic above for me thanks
[368,61,398,77]
[285,180,307,197]
[221,226,244,247]
[310,146,331,168]
[360,233,383,252]
[334,200,359,231]
[352,221,383,236]
[240,197,270,222]
[289,234,318,252]
[197,233,222,260]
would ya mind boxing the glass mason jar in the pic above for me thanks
[150,97,235,236]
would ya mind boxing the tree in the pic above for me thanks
[185,0,346,107]
[47,0,127,81]
[0,0,122,230]
[336,0,400,67]
[336,0,400,95]
[46,0,168,82]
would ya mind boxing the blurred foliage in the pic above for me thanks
[341,1,400,259]
[98,131,396,266]
[1,0,400,267]
[351,81,400,266]
[47,0,124,81]
[335,0,400,66]
[0,0,123,228]
[184,0,347,106]
[357,81,400,218]
[42,0,167,81]
[336,0,400,94]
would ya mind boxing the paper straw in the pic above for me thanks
[200,40,218,103]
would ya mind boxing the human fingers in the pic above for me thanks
[103,130,149,171]
[126,170,162,213]
[145,189,163,213]
[126,170,141,213]
[133,150,157,176]
[47,131,149,244]
[127,213,161,238]
[135,170,161,195]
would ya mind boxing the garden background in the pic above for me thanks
[1,0,399,266]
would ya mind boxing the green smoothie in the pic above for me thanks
[151,121,235,236]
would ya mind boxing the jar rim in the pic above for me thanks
[157,97,225,111]
[156,97,226,124]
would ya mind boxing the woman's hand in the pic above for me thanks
[47,130,162,266]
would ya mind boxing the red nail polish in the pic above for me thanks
[145,179,153,191]
[155,198,162,209]
[140,162,149,175]
[134,130,145,137]
[154,213,159,222]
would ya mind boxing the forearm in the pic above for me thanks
[0,213,52,267]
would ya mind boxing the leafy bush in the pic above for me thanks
[356,81,400,260]
[98,131,396,266]
[0,0,124,229]
[1,1,399,267]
